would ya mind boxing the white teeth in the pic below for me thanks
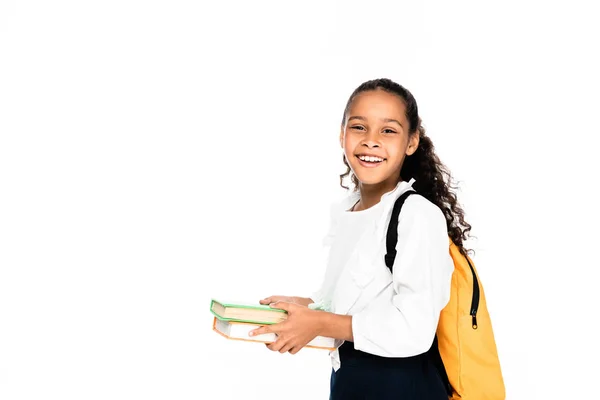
[359,155,383,162]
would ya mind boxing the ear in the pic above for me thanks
[339,127,345,148]
[405,132,420,156]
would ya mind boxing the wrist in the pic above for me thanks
[316,312,353,341]
[314,309,328,336]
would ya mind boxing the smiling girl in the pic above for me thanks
[251,78,471,399]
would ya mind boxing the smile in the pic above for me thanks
[356,154,386,167]
[358,155,384,162]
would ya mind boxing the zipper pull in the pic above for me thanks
[471,312,478,330]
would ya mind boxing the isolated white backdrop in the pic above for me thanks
[1,1,598,399]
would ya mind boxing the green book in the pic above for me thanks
[209,298,287,325]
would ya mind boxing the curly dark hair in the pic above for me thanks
[339,78,472,256]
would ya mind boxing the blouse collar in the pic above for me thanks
[340,178,416,213]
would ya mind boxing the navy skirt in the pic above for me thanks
[329,341,449,400]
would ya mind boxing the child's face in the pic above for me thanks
[340,89,419,189]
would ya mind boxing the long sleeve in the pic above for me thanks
[309,199,348,311]
[351,195,454,357]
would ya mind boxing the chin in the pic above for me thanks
[353,173,387,186]
[352,168,400,187]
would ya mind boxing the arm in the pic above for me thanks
[316,312,353,342]
[351,197,454,357]
[252,199,452,355]
[249,302,353,354]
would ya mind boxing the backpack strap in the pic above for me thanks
[384,190,416,270]
[384,190,453,397]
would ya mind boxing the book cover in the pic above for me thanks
[210,298,287,325]
[212,317,336,351]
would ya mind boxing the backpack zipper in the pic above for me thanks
[466,256,480,329]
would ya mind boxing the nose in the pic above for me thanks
[360,131,380,148]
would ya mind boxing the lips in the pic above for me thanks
[356,154,385,163]
[355,154,386,168]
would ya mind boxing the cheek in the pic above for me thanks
[342,136,357,153]
[386,140,407,162]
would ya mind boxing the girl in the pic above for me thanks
[249,78,471,399]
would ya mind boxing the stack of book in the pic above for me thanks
[210,298,336,351]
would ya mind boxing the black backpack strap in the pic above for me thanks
[384,190,453,397]
[384,190,417,269]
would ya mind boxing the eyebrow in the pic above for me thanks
[347,116,404,128]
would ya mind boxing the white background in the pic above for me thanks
[1,1,598,399]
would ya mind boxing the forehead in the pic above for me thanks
[348,90,407,120]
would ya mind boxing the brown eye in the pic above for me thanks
[383,129,397,134]
[350,125,366,131]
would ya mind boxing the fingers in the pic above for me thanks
[266,340,285,352]
[279,342,295,354]
[259,296,285,305]
[259,297,273,305]
[266,339,302,354]
[248,324,273,337]
[266,336,294,353]
[269,301,293,312]
[259,295,297,305]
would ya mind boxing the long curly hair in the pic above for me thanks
[339,78,472,256]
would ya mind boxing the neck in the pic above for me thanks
[355,179,402,211]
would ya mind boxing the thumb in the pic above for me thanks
[259,297,273,305]
[269,301,293,312]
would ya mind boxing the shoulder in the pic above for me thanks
[397,193,447,233]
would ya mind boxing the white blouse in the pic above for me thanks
[310,178,454,371]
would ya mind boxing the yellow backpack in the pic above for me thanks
[385,191,505,399]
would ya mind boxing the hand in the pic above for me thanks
[259,295,297,305]
[249,301,323,355]
[259,295,312,307]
